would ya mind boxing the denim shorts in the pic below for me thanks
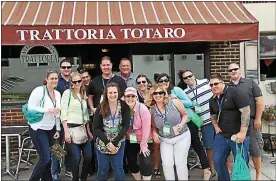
[201,123,215,149]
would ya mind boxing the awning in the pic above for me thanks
[1,1,258,45]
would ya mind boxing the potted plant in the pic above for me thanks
[262,105,276,121]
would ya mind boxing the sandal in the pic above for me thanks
[154,169,161,179]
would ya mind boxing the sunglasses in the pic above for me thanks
[71,80,82,84]
[210,82,222,87]
[158,79,169,83]
[137,81,147,85]
[153,91,165,95]
[61,66,72,70]
[228,68,239,72]
[82,76,90,79]
[183,74,193,80]
[126,95,136,98]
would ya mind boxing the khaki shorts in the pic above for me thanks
[248,119,264,157]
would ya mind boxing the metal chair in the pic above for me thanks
[15,136,37,177]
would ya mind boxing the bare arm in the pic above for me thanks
[172,99,188,125]
[211,114,219,129]
[239,105,250,134]
[255,96,264,120]
[88,95,95,112]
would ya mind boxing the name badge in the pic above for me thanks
[194,103,202,113]
[109,126,119,133]
[129,132,138,143]
[100,95,104,103]
[163,124,171,136]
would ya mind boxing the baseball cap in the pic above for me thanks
[124,87,137,97]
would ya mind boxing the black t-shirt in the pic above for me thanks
[209,86,250,139]
[88,74,127,108]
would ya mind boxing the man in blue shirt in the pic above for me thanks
[52,59,72,181]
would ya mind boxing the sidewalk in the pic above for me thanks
[2,152,275,180]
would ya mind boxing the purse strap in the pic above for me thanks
[68,89,85,125]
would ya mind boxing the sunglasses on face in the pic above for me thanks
[210,82,222,87]
[228,68,239,72]
[137,81,147,85]
[153,91,165,95]
[183,74,193,80]
[126,95,136,98]
[82,76,89,79]
[61,66,72,70]
[71,80,82,84]
[158,79,169,83]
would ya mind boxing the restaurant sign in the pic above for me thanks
[20,45,59,64]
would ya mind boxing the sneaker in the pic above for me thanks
[52,174,60,181]
[65,171,73,178]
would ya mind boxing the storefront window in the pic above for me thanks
[260,33,276,78]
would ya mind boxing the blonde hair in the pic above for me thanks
[69,72,87,100]
[146,84,169,108]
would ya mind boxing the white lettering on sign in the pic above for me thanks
[16,27,186,41]
[20,45,59,64]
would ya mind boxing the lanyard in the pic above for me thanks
[76,94,85,123]
[109,102,118,127]
[216,86,228,122]
[156,105,167,124]
[130,109,135,131]
[191,80,198,102]
[233,79,241,88]
[46,87,56,107]
[102,74,114,89]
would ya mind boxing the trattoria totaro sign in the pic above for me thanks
[20,45,59,64]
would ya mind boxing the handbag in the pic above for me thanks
[189,110,203,128]
[51,140,67,160]
[22,86,46,124]
[67,90,88,144]
[232,143,251,180]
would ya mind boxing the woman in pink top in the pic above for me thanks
[124,87,153,180]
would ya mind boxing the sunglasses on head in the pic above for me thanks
[137,81,147,85]
[158,79,169,83]
[228,68,239,72]
[153,91,165,95]
[82,76,89,79]
[71,80,82,84]
[210,82,222,87]
[61,66,72,70]
[183,74,193,80]
[126,95,136,98]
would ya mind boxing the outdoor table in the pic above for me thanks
[1,126,28,179]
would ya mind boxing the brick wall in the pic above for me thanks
[209,42,240,83]
[1,108,27,157]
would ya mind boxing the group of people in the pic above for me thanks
[26,56,264,181]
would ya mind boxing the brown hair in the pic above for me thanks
[146,84,169,108]
[69,72,87,100]
[42,69,58,85]
[100,56,112,64]
[100,82,121,118]
[210,73,224,82]
[136,74,152,88]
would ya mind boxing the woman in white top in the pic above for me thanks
[28,70,61,181]
[61,72,93,181]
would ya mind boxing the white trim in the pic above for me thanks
[213,2,231,24]
[71,1,76,25]
[107,1,111,25]
[129,2,136,25]
[172,2,184,24]
[192,2,207,24]
[161,2,172,24]
[140,2,148,24]
[181,2,196,24]
[58,1,65,25]
[151,2,160,24]
[2,1,6,9]
[223,2,242,23]
[118,1,124,25]
[45,1,53,25]
[234,2,254,23]
[4,1,18,25]
[203,2,220,24]
[84,1,87,25]
[96,1,99,25]
[32,1,42,25]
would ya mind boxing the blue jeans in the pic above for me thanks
[29,126,55,181]
[96,141,125,181]
[213,134,250,181]
[67,140,92,181]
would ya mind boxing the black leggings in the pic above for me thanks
[187,121,210,169]
[125,140,153,176]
